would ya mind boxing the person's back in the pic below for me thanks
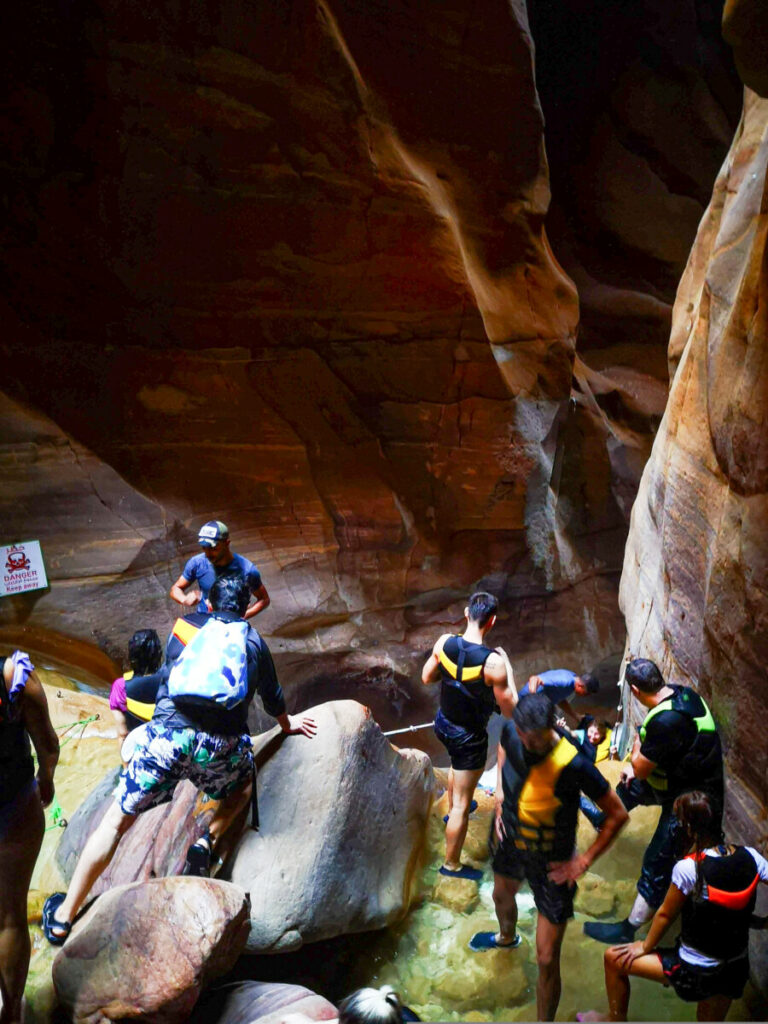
[437,633,498,734]
[639,683,723,807]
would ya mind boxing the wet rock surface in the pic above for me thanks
[52,877,249,1024]
[189,981,338,1024]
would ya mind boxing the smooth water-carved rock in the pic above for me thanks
[620,86,768,993]
[52,877,249,1024]
[225,700,433,952]
[189,981,337,1024]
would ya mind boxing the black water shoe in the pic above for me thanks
[583,918,636,944]
[183,831,212,877]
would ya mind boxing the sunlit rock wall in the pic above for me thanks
[0,1,736,721]
[620,85,768,987]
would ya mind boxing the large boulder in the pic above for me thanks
[224,700,433,952]
[190,981,337,1024]
[52,877,249,1024]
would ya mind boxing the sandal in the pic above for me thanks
[42,892,72,945]
[468,930,522,951]
[182,830,212,877]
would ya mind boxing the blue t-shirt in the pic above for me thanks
[182,552,262,614]
[519,669,577,705]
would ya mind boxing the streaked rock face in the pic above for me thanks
[0,2,737,719]
[619,87,768,984]
[52,877,250,1024]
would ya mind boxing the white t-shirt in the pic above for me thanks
[671,847,768,967]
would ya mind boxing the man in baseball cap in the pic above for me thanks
[169,520,270,620]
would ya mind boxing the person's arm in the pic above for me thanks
[169,573,199,609]
[251,633,317,738]
[244,583,270,620]
[557,698,579,725]
[547,787,629,883]
[613,883,687,969]
[421,635,450,685]
[527,674,543,693]
[494,741,507,841]
[485,648,518,717]
[111,708,129,748]
[18,669,60,807]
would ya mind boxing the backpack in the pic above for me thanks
[168,616,250,709]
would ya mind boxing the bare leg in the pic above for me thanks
[0,783,44,1024]
[207,779,252,871]
[492,874,522,945]
[536,915,568,1021]
[581,946,667,1022]
[444,767,483,869]
[697,995,731,1022]
[55,801,136,930]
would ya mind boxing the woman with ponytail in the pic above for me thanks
[579,790,768,1022]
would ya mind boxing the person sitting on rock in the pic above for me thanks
[578,790,768,1024]
[422,591,518,882]
[42,574,317,946]
[469,693,628,1023]
[169,519,270,620]
[519,668,600,726]
[1,651,59,1023]
[584,658,723,946]
[108,628,162,756]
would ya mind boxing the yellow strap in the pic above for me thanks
[124,670,134,681]
[436,645,484,682]
[173,617,200,647]
[125,696,154,722]
[594,729,612,764]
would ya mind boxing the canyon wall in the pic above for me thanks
[620,6,768,984]
[0,2,737,725]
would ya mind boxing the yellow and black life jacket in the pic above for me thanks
[514,736,579,853]
[438,635,496,732]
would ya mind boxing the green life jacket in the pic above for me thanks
[639,686,716,791]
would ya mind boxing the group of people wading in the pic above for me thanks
[422,591,768,1022]
[1,536,766,1024]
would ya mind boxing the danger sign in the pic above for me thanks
[1,541,49,597]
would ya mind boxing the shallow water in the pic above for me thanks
[221,763,763,1022]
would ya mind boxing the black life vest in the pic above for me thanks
[639,685,723,802]
[681,847,760,961]
[438,635,496,732]
[0,658,34,805]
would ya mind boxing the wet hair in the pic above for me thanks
[625,658,665,694]
[209,573,250,617]
[578,672,600,694]
[513,692,555,732]
[338,986,402,1024]
[673,791,725,897]
[467,591,498,628]
[127,629,162,676]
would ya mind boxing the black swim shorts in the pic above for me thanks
[491,837,575,924]
[658,945,749,1002]
[434,709,487,771]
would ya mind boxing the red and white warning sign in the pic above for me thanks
[1,541,49,597]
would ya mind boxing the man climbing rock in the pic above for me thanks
[421,591,517,882]
[42,575,316,946]
[518,668,600,726]
[584,658,723,945]
[469,694,628,1022]
[170,520,270,620]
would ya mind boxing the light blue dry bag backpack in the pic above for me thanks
[168,616,249,709]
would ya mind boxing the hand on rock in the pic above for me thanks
[285,714,318,738]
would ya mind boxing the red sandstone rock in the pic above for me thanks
[52,877,249,1024]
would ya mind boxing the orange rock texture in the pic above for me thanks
[0,2,738,719]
